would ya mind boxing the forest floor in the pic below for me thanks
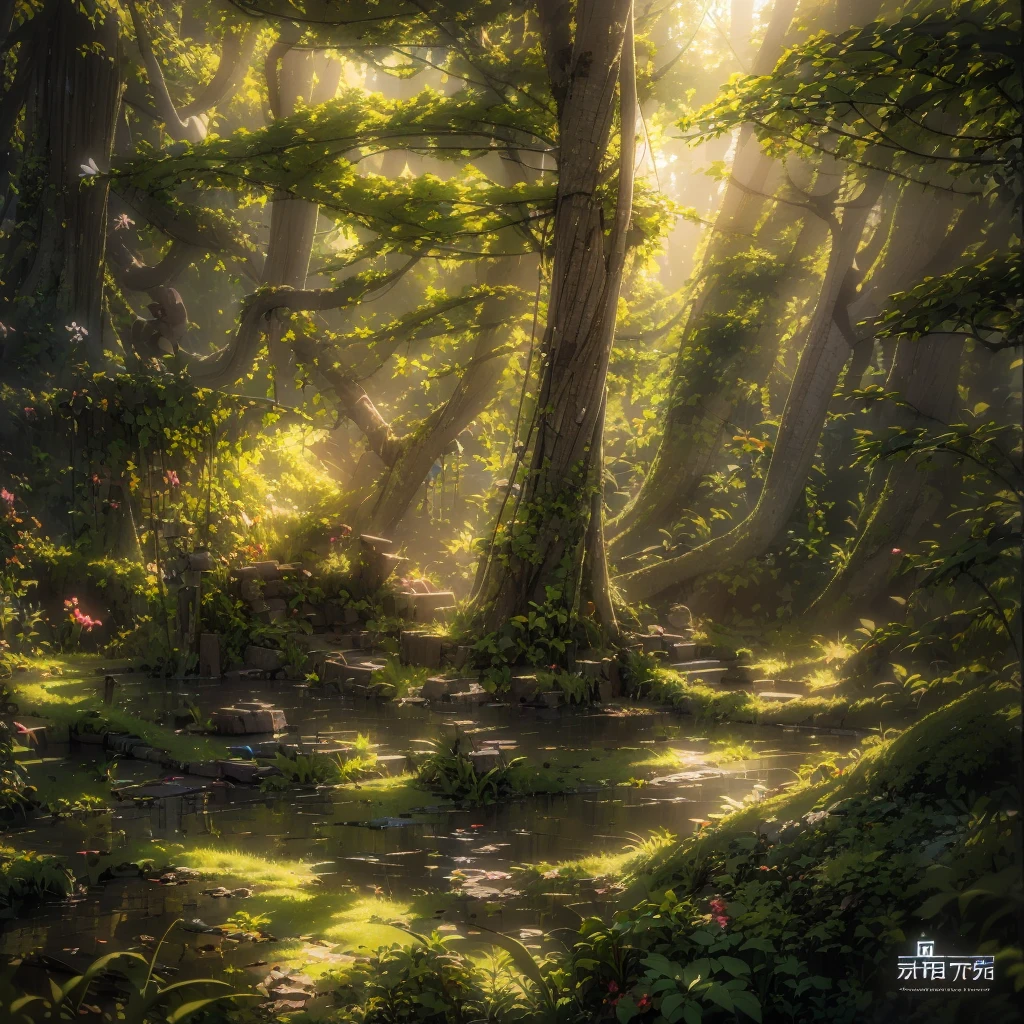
[2,656,836,994]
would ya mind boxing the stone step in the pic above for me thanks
[758,691,802,703]
[394,591,456,623]
[672,666,730,685]
[421,676,478,700]
[671,659,725,671]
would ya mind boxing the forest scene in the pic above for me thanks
[0,0,1021,1021]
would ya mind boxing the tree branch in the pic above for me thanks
[125,0,208,143]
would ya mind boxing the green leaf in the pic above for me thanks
[731,989,763,1022]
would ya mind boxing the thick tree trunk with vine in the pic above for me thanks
[474,0,634,635]
[617,177,885,602]
[1,0,120,370]
[617,179,968,603]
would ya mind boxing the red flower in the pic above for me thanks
[714,915,729,928]
[709,898,727,914]
[607,981,619,994]
[636,993,651,1010]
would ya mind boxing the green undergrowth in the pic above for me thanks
[313,683,1020,1023]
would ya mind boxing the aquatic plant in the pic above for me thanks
[0,850,74,908]
[0,920,255,1022]
[417,734,526,805]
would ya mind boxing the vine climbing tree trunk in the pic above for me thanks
[475,0,634,636]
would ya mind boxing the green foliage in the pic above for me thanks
[0,721,36,819]
[260,749,379,791]
[685,0,1021,195]
[867,249,1022,352]
[0,920,254,1023]
[334,932,536,1022]
[417,733,525,805]
[0,849,74,909]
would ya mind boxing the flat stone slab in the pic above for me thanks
[421,676,478,700]
[758,691,802,703]
[442,683,491,705]
[650,768,724,784]
[211,705,287,735]
[113,780,208,800]
[375,753,409,776]
[466,749,502,773]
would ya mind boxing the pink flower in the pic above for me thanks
[164,470,180,487]
[607,981,619,994]
[636,994,652,1010]
[64,597,79,610]
[72,607,102,630]
[109,501,120,510]
[329,536,337,543]
[709,898,727,914]
[891,547,902,555]
[23,407,35,419]
[0,488,14,506]
[714,915,729,928]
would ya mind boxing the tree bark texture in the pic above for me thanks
[476,0,633,632]
[2,0,121,369]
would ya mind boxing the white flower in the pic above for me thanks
[79,157,101,178]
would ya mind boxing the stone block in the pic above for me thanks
[375,753,409,776]
[639,634,664,655]
[577,659,603,680]
[244,646,283,672]
[106,734,144,755]
[467,749,502,774]
[263,579,295,599]
[231,566,260,582]
[211,706,287,735]
[199,633,221,677]
[509,675,540,702]
[400,631,445,668]
[251,560,281,580]
[239,578,262,602]
[186,550,216,572]
[218,760,281,784]
[266,598,288,622]
[187,761,223,779]
[453,645,473,670]
[670,642,698,662]
[758,691,801,703]
[537,690,563,709]
[752,678,777,691]
[334,662,384,689]
[395,591,457,623]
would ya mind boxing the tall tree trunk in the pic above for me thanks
[364,255,538,537]
[2,0,120,370]
[476,0,633,635]
[263,45,341,402]
[813,334,965,611]
[617,178,971,603]
[617,175,886,602]
[607,0,800,554]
